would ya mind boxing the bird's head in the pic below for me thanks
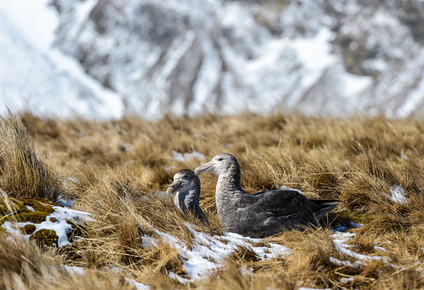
[194,153,238,176]
[168,169,198,193]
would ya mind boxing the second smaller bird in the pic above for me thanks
[168,169,209,224]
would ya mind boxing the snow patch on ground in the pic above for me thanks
[339,277,354,283]
[145,223,290,283]
[333,232,382,262]
[384,185,409,205]
[374,246,389,252]
[125,279,150,290]
[172,150,206,162]
[330,230,403,270]
[63,265,85,276]
[25,205,35,212]
[1,206,91,247]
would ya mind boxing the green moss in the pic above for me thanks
[30,229,58,247]
[22,224,36,234]
[21,197,51,204]
[0,212,50,225]
[336,209,374,224]
[57,245,83,261]
[0,198,57,226]
[352,213,374,224]
[0,197,85,248]
[16,198,55,214]
[0,201,26,216]
[16,212,50,223]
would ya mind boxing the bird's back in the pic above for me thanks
[217,189,337,238]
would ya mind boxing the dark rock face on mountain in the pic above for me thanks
[14,0,424,118]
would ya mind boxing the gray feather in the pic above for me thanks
[169,169,208,224]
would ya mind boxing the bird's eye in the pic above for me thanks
[218,158,223,161]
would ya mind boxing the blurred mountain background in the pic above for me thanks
[1,0,424,119]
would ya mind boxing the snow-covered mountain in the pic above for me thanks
[1,0,424,119]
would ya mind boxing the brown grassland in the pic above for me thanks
[0,111,424,289]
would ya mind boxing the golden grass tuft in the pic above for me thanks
[0,233,137,290]
[0,112,65,202]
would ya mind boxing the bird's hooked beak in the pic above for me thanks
[194,160,214,175]
[168,178,180,190]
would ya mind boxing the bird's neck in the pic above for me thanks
[215,164,244,227]
[216,163,243,193]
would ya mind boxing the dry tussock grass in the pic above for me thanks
[0,111,424,288]
[0,112,65,202]
[0,233,137,290]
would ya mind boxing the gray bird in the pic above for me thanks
[168,169,208,224]
[194,153,338,238]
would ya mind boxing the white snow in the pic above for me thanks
[172,150,206,162]
[384,185,409,205]
[330,230,404,271]
[25,205,35,212]
[331,231,355,243]
[48,50,124,119]
[2,221,22,237]
[398,74,424,117]
[0,0,124,119]
[0,0,57,51]
[125,279,150,290]
[333,237,382,262]
[0,0,423,119]
[63,265,86,276]
[240,266,254,277]
[339,277,354,283]
[73,0,97,27]
[191,35,222,113]
[144,223,290,283]
[287,28,336,106]
[329,256,363,268]
[293,28,336,73]
[401,151,408,160]
[142,234,157,250]
[374,246,389,252]
[331,231,383,262]
[340,72,372,98]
